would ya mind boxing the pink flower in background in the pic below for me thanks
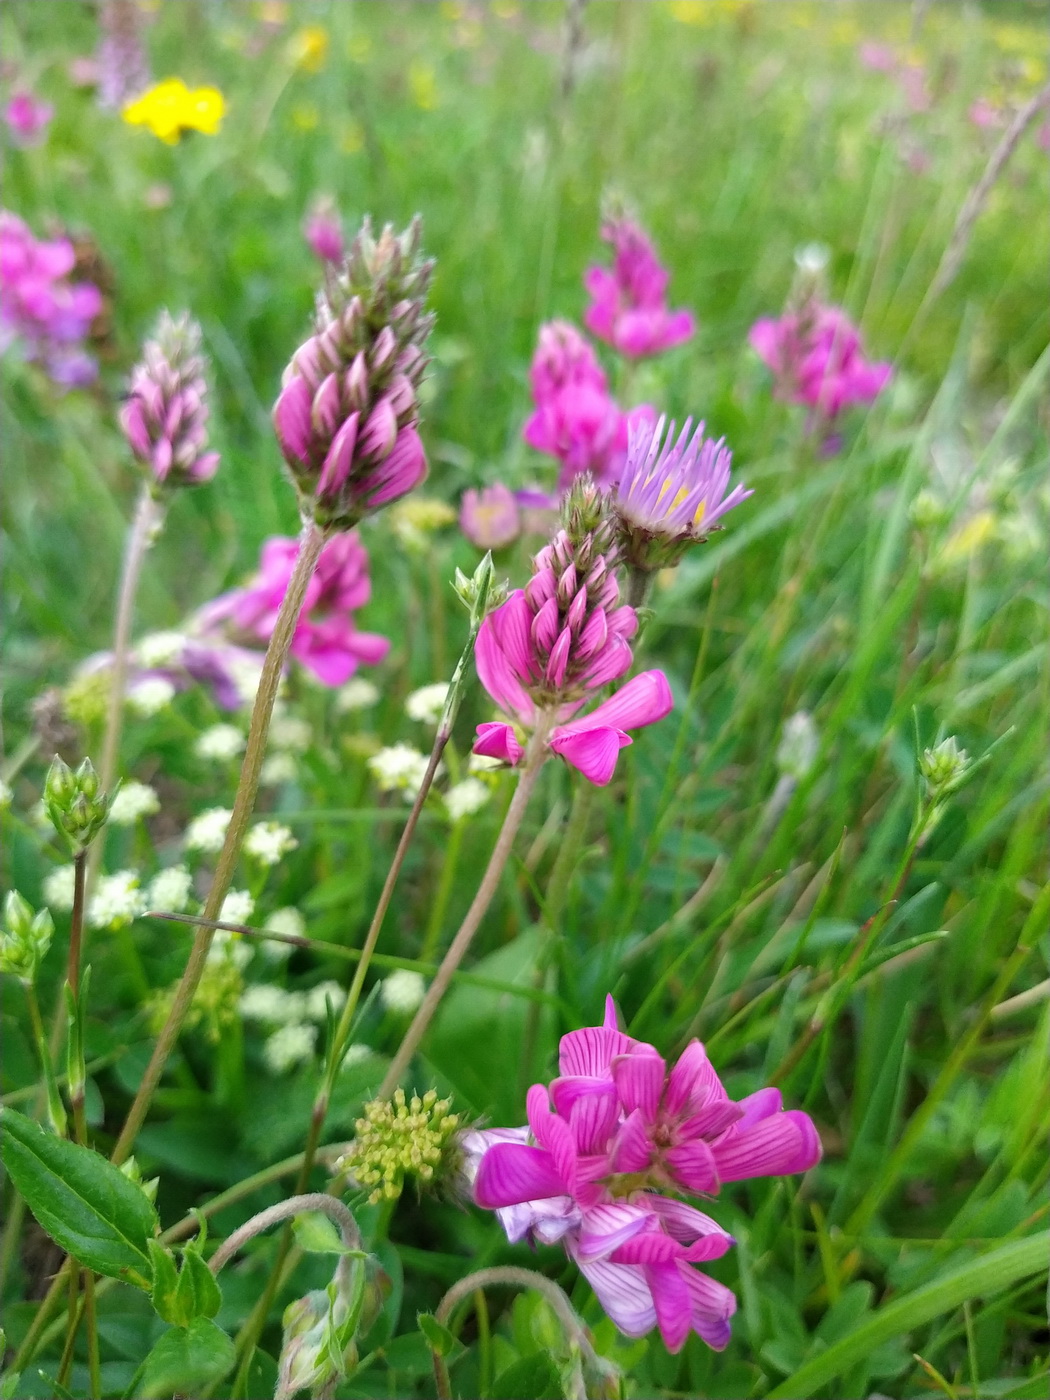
[120,311,220,487]
[749,303,892,420]
[584,217,695,359]
[0,210,101,387]
[523,319,655,488]
[303,197,344,264]
[857,41,897,73]
[4,91,54,145]
[460,482,521,550]
[200,533,389,686]
[968,98,1003,130]
[471,511,672,785]
[467,996,821,1352]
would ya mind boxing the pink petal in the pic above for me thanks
[611,1049,666,1122]
[682,1264,737,1324]
[473,1143,565,1207]
[474,606,535,724]
[549,726,631,786]
[273,376,313,464]
[531,597,559,653]
[317,411,359,496]
[555,670,672,738]
[735,1086,783,1128]
[362,423,428,507]
[490,591,540,684]
[559,1024,636,1079]
[567,1082,621,1154]
[664,1139,719,1194]
[603,995,620,1030]
[575,1202,654,1263]
[664,1040,727,1118]
[608,1108,653,1174]
[544,627,572,689]
[711,1109,822,1181]
[647,1261,693,1353]
[648,1195,729,1244]
[473,722,524,766]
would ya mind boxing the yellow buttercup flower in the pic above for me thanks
[289,24,329,72]
[123,79,225,144]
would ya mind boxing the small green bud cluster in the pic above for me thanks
[338,1088,459,1205]
[277,1285,357,1400]
[0,891,54,984]
[44,755,112,854]
[919,736,972,801]
[561,474,617,559]
[453,553,509,622]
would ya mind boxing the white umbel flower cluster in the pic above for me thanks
[269,714,312,753]
[263,1022,317,1074]
[195,724,246,762]
[42,864,77,911]
[244,822,298,867]
[336,678,380,712]
[135,631,188,667]
[147,866,194,914]
[380,968,426,1013]
[405,682,449,726]
[109,782,160,826]
[260,753,298,787]
[259,907,304,961]
[184,807,232,853]
[219,889,255,925]
[127,677,176,716]
[444,778,490,822]
[88,871,147,929]
[368,744,435,801]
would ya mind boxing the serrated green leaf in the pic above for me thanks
[0,1106,156,1284]
[138,1317,235,1399]
[417,1311,464,1361]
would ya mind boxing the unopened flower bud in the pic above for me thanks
[120,311,220,489]
[920,736,971,799]
[453,554,509,623]
[0,891,54,984]
[335,1087,460,1205]
[118,1154,160,1205]
[44,755,112,853]
[303,195,344,264]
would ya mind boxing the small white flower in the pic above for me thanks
[368,743,434,800]
[260,753,298,786]
[335,678,380,712]
[195,724,246,762]
[136,631,188,667]
[109,782,160,826]
[127,677,176,716]
[341,1042,373,1070]
[226,655,265,707]
[468,751,503,775]
[776,712,819,781]
[239,983,302,1024]
[244,822,298,867]
[380,968,426,1014]
[147,866,194,914]
[269,715,312,753]
[219,889,255,925]
[207,928,252,970]
[444,778,491,822]
[304,979,346,1020]
[405,682,449,726]
[184,807,232,853]
[42,864,77,912]
[0,778,12,809]
[260,907,305,962]
[263,1022,317,1074]
[88,871,146,930]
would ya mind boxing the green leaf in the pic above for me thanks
[0,1106,157,1284]
[148,1236,221,1327]
[138,1317,235,1399]
[490,1352,562,1400]
[178,1243,221,1322]
[766,1233,1050,1399]
[146,1240,180,1323]
[417,1311,464,1362]
[292,1210,347,1255]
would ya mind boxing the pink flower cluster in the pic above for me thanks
[4,91,54,146]
[523,320,654,490]
[584,217,696,360]
[120,311,220,487]
[467,997,821,1353]
[0,211,101,388]
[749,304,892,421]
[472,519,672,786]
[199,533,389,687]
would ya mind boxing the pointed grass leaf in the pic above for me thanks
[0,1107,156,1285]
[138,1317,235,1399]
[766,1233,1050,1399]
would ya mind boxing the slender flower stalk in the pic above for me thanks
[111,518,327,1166]
[378,723,552,1098]
[208,1193,361,1276]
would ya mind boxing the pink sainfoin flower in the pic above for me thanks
[273,216,434,530]
[4,91,54,146]
[303,196,344,264]
[749,303,892,421]
[120,311,220,487]
[0,211,101,388]
[472,487,672,786]
[460,483,521,550]
[200,533,389,686]
[584,216,695,360]
[467,996,821,1353]
[614,416,752,573]
[523,320,653,489]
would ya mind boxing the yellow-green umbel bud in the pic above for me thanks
[336,1088,460,1205]
[919,736,972,800]
[0,891,54,984]
[43,755,112,853]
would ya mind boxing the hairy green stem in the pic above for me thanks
[209,1193,360,1275]
[379,727,550,1098]
[111,517,327,1167]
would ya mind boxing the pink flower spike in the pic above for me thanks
[583,215,696,360]
[473,722,524,767]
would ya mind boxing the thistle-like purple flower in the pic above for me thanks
[614,416,752,573]
[120,311,220,488]
[273,215,434,530]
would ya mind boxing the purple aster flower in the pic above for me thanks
[614,416,752,572]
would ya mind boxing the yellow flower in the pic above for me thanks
[408,61,439,111]
[122,78,225,144]
[289,24,329,72]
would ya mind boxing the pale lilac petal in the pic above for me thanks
[575,1258,656,1338]
[648,1195,729,1244]
[682,1265,737,1324]
[574,1202,654,1262]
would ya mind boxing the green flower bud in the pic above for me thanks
[336,1087,460,1206]
[43,755,112,853]
[919,736,972,800]
[0,890,54,984]
[452,553,509,623]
